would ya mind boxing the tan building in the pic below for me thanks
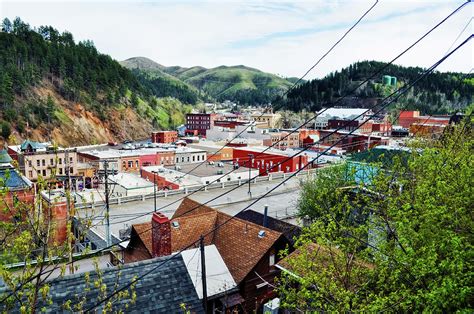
[263,131,300,150]
[8,140,78,181]
[251,112,281,129]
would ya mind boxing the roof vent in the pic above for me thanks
[171,221,180,228]
[258,230,266,238]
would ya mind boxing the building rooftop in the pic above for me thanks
[317,108,372,121]
[109,173,154,190]
[232,146,289,157]
[0,254,204,313]
[235,209,301,245]
[0,149,13,164]
[130,198,284,284]
[165,162,248,178]
[0,166,32,191]
[181,244,237,299]
[142,166,202,187]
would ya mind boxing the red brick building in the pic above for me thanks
[398,111,450,129]
[232,147,308,175]
[140,167,180,190]
[314,130,388,154]
[151,131,178,144]
[185,113,217,136]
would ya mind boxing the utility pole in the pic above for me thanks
[104,160,111,247]
[65,148,74,274]
[153,171,157,212]
[200,235,208,313]
[248,154,253,197]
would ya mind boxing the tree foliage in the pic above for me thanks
[277,118,473,311]
[275,61,474,114]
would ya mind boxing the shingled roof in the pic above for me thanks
[235,209,301,246]
[130,198,285,284]
[0,166,32,191]
[1,255,204,313]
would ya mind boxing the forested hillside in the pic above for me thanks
[123,57,294,105]
[0,18,191,145]
[120,57,203,104]
[276,61,474,114]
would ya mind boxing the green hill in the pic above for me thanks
[277,61,474,114]
[180,65,293,104]
[124,57,295,105]
[120,57,202,104]
[0,18,191,145]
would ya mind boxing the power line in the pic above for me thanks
[444,16,473,56]
[105,0,471,225]
[1,3,469,305]
[173,0,379,181]
[84,36,472,312]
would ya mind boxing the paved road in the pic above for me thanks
[78,175,304,238]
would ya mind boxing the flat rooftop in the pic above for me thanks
[109,173,154,189]
[78,146,202,159]
[165,162,249,178]
[232,146,289,157]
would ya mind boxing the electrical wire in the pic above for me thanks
[83,36,472,312]
[102,0,470,225]
[173,0,380,181]
[1,4,469,306]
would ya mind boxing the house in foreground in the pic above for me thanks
[0,254,204,313]
[124,198,292,312]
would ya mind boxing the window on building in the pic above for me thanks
[42,159,46,166]
[128,161,133,168]
[269,253,276,266]
[50,158,54,165]
[70,157,73,164]
[59,168,63,175]
[59,158,62,164]
[37,160,40,167]
[70,167,73,174]
[181,157,185,162]
[42,169,46,176]
[187,157,190,162]
[28,171,33,178]
[135,160,139,167]
[192,156,195,162]
[28,160,32,167]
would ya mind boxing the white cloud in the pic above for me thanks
[1,0,472,78]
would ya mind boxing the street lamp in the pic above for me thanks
[248,154,254,197]
[152,171,158,212]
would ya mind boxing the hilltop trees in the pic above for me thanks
[276,61,474,114]
[277,117,473,311]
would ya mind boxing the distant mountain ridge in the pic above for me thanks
[121,56,295,104]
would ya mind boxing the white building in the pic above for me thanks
[174,147,207,165]
[108,173,155,197]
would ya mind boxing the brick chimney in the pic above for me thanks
[151,212,171,257]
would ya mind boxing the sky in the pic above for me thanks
[1,0,472,79]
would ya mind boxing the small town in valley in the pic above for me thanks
[0,1,472,313]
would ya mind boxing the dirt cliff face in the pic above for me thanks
[7,81,153,147]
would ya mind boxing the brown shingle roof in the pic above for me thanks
[132,211,217,253]
[132,197,283,284]
[172,197,215,219]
